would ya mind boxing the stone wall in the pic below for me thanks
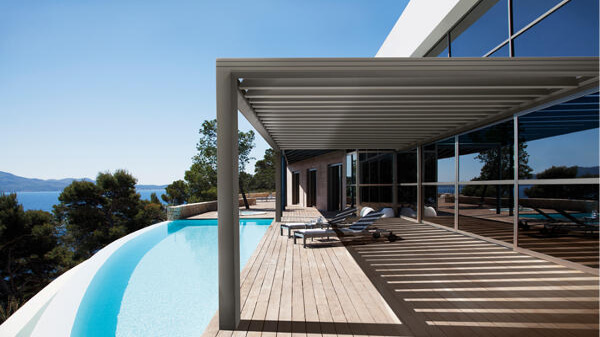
[167,198,256,220]
[286,151,346,211]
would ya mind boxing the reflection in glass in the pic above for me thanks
[423,185,455,228]
[488,42,510,57]
[424,138,455,182]
[518,184,599,268]
[458,184,514,244]
[512,0,563,33]
[398,186,417,218]
[459,120,514,181]
[359,152,393,184]
[518,93,600,178]
[346,152,356,185]
[360,186,393,204]
[346,152,357,208]
[346,186,356,208]
[397,150,417,183]
[513,0,599,56]
[451,0,508,57]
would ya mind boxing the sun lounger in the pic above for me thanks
[279,207,356,237]
[293,211,398,248]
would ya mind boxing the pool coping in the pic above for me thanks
[0,221,169,336]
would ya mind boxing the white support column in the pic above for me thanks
[417,145,423,223]
[275,150,282,222]
[513,115,519,250]
[454,136,459,230]
[217,69,240,330]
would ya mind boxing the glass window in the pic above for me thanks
[360,186,393,203]
[518,184,599,268]
[398,186,417,218]
[459,120,514,182]
[458,184,514,244]
[518,93,600,179]
[451,0,509,57]
[512,0,565,33]
[397,150,417,183]
[424,185,455,228]
[488,42,510,57]
[513,0,599,56]
[359,152,393,184]
[346,186,356,208]
[346,152,356,186]
[424,138,455,183]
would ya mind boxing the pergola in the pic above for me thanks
[215,57,599,329]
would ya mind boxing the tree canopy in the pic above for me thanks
[55,170,164,261]
[162,119,263,205]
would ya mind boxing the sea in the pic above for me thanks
[10,189,167,212]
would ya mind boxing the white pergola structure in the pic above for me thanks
[215,57,599,329]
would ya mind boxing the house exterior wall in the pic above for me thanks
[286,151,346,211]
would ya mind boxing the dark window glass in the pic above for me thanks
[513,0,599,56]
[458,184,514,244]
[424,138,455,182]
[518,184,599,268]
[459,120,514,182]
[518,93,600,179]
[359,152,393,184]
[360,186,393,203]
[397,151,417,183]
[424,185,455,228]
[512,0,564,33]
[488,42,510,56]
[398,186,417,218]
[346,186,356,208]
[451,0,509,57]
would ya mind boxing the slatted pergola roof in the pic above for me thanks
[218,57,599,151]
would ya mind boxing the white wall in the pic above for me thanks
[376,0,479,57]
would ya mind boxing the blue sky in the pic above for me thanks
[0,0,409,185]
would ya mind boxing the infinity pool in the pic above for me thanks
[71,219,271,337]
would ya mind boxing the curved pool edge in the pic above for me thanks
[0,221,170,337]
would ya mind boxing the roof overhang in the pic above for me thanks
[217,57,599,150]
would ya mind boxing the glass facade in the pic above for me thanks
[345,152,357,207]
[450,0,509,57]
[459,120,514,181]
[418,0,599,268]
[424,138,455,183]
[426,0,599,58]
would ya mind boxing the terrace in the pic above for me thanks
[214,57,599,333]
[203,205,599,337]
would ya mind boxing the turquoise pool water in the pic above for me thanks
[71,219,271,337]
[520,213,591,220]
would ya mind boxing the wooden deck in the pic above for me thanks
[203,208,599,337]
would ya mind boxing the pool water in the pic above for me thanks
[520,213,592,220]
[71,219,271,337]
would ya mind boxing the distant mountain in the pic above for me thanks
[0,171,166,192]
[577,166,600,177]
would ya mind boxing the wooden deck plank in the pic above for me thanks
[291,238,308,337]
[203,208,599,337]
[247,227,284,337]
[262,231,288,337]
[277,236,294,337]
